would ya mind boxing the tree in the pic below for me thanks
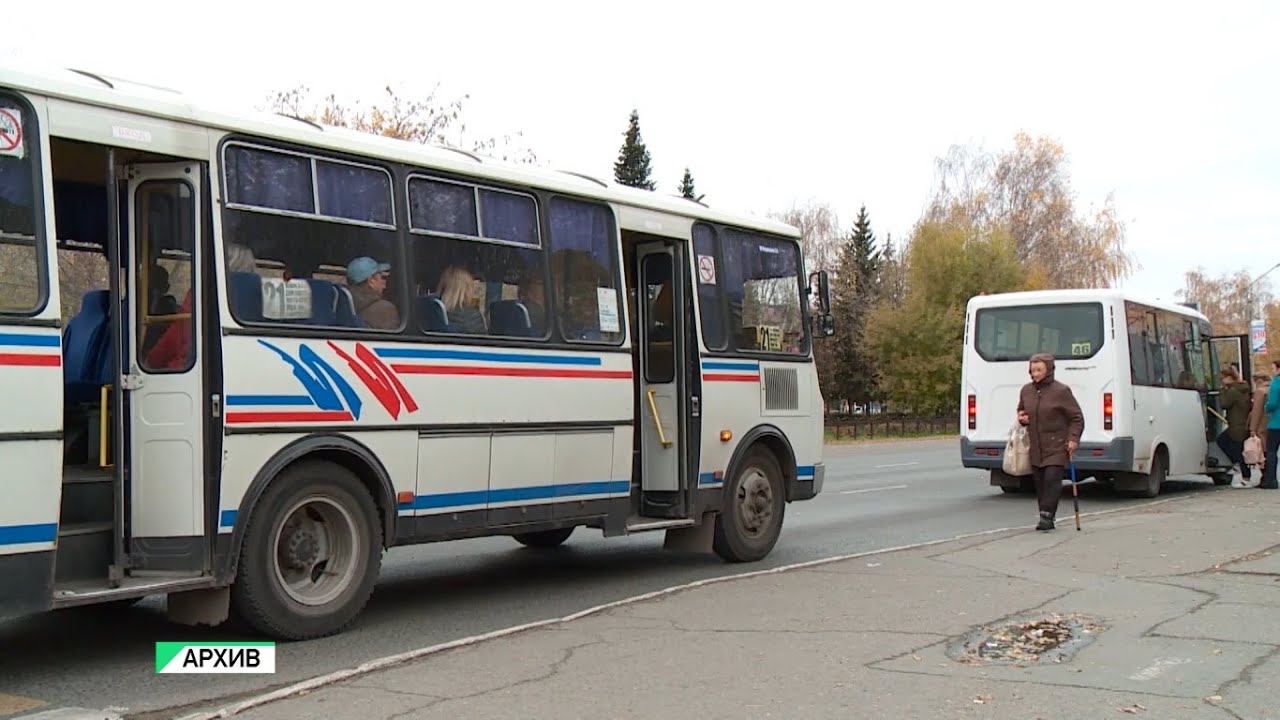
[770,200,842,275]
[266,84,537,164]
[677,168,699,200]
[830,205,882,408]
[613,109,656,190]
[863,217,1026,414]
[1177,267,1273,336]
[926,132,1135,288]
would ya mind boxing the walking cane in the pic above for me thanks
[1070,460,1081,531]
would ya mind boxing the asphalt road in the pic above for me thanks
[0,437,1226,719]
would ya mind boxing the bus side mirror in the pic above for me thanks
[809,270,835,338]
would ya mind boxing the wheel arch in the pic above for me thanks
[221,434,398,581]
[724,424,798,500]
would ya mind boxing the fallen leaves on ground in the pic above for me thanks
[974,694,994,704]
[960,613,1101,663]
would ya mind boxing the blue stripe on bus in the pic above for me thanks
[219,510,237,528]
[0,522,58,545]
[698,472,721,486]
[0,333,60,348]
[701,361,760,371]
[225,395,315,406]
[797,465,816,479]
[399,480,631,510]
[373,347,602,366]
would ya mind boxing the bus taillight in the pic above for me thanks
[967,394,976,430]
[1103,392,1113,431]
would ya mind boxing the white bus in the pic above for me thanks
[0,61,833,640]
[959,289,1251,498]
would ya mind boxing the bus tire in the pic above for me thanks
[1135,451,1166,499]
[512,527,575,548]
[231,459,382,641]
[713,446,785,563]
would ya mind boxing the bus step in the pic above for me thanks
[54,521,113,584]
[59,472,114,525]
[62,466,114,484]
[624,517,697,533]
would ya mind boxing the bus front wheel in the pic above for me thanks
[713,446,785,563]
[231,459,383,641]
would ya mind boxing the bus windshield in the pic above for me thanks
[974,302,1105,361]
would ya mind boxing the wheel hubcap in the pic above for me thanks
[272,496,361,607]
[736,468,774,538]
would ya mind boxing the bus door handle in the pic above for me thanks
[645,389,674,449]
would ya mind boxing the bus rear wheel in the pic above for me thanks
[231,460,383,641]
[713,446,785,563]
[1132,452,1166,499]
[512,527,575,548]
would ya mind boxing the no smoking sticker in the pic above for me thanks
[697,254,716,284]
[0,108,24,159]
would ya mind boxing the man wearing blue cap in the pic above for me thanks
[346,256,399,329]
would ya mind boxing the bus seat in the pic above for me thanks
[334,285,365,328]
[416,295,449,333]
[304,279,339,326]
[488,300,532,336]
[228,271,263,322]
[63,289,112,405]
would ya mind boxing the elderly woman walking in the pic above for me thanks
[1017,353,1085,531]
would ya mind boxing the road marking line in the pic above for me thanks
[874,461,919,469]
[180,492,1200,720]
[840,484,910,495]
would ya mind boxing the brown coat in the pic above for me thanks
[1017,358,1085,468]
[350,283,400,330]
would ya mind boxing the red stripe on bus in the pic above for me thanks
[390,364,632,380]
[225,411,354,424]
[0,353,61,367]
[702,373,759,382]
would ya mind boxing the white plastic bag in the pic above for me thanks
[1244,434,1264,467]
[1003,421,1032,476]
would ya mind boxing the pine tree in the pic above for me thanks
[678,168,698,200]
[831,205,883,409]
[613,109,657,190]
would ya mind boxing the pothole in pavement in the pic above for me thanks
[946,612,1104,665]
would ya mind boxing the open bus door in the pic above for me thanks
[1204,334,1251,475]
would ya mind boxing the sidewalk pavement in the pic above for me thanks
[205,489,1280,720]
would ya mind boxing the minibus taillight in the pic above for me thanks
[1103,392,1113,431]
[967,394,977,430]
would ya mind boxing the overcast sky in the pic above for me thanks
[6,0,1278,302]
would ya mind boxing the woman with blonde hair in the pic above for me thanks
[436,265,487,334]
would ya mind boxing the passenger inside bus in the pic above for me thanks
[146,244,257,370]
[345,255,398,330]
[141,263,179,355]
[518,269,547,335]
[435,265,487,335]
